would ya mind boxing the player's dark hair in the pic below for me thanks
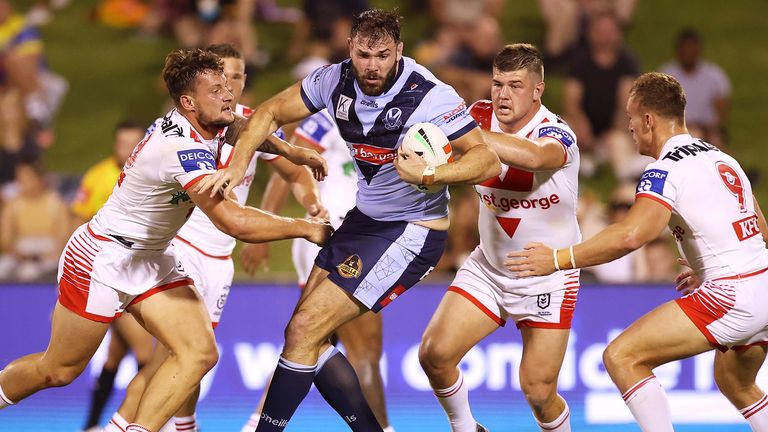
[493,43,544,80]
[676,27,701,47]
[350,8,402,45]
[162,48,224,106]
[630,72,686,121]
[114,120,145,134]
[205,43,241,59]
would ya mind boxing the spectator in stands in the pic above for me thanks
[563,9,649,180]
[660,28,731,148]
[0,161,69,281]
[70,120,145,226]
[538,0,638,69]
[0,0,69,150]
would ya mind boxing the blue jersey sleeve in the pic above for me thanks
[635,161,678,210]
[426,85,477,141]
[300,63,341,113]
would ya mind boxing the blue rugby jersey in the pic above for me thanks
[300,57,477,222]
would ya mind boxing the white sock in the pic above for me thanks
[622,375,674,432]
[433,370,476,432]
[536,397,571,431]
[125,424,151,432]
[241,412,261,432]
[316,345,339,371]
[382,426,396,432]
[740,394,768,431]
[0,370,15,409]
[104,412,129,432]
[174,414,197,432]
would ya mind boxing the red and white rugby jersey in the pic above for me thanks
[635,134,768,280]
[175,104,280,257]
[89,109,224,250]
[470,101,581,293]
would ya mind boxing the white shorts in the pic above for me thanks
[291,238,321,286]
[677,267,768,351]
[450,248,580,329]
[172,238,234,328]
[57,224,192,323]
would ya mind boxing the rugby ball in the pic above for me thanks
[400,122,453,193]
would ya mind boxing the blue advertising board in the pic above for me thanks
[0,283,755,431]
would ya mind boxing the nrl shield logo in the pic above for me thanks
[537,293,551,309]
[337,254,363,278]
[383,108,403,130]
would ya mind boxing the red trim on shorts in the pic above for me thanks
[732,341,768,352]
[58,280,121,323]
[636,193,673,211]
[713,266,768,281]
[448,286,506,327]
[183,174,211,191]
[87,224,111,242]
[264,155,283,162]
[379,284,406,308]
[517,320,572,330]
[211,321,219,329]
[175,235,231,260]
[675,296,729,352]
[128,278,194,307]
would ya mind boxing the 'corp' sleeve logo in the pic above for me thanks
[636,169,668,195]
[538,126,575,147]
[177,149,216,173]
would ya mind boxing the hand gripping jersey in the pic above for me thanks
[89,109,223,251]
[175,104,281,257]
[300,57,477,222]
[635,134,768,280]
[293,109,357,227]
[470,101,581,294]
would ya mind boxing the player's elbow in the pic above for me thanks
[215,211,250,240]
[619,229,647,253]
[477,149,501,182]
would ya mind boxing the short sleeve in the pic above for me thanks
[294,111,334,151]
[635,164,678,210]
[535,123,578,167]
[426,85,477,141]
[162,141,218,190]
[300,63,341,113]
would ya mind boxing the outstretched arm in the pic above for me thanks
[506,197,671,277]
[481,129,566,171]
[194,81,323,196]
[187,179,331,246]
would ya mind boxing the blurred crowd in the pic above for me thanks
[0,0,740,284]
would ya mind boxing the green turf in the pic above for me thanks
[16,0,768,276]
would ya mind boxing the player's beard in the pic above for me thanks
[201,110,235,130]
[353,61,398,96]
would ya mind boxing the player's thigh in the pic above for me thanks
[42,302,110,370]
[519,327,571,387]
[714,345,768,388]
[420,290,499,366]
[337,311,383,359]
[606,300,713,367]
[113,313,154,363]
[289,276,367,344]
[126,285,215,358]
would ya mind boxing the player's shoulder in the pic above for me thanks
[533,107,577,147]
[468,100,493,130]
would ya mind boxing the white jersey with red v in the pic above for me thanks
[469,100,581,291]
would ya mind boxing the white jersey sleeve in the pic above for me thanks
[300,63,340,113]
[160,141,218,189]
[634,162,680,210]
[532,121,578,167]
[426,85,477,141]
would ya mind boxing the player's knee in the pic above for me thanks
[177,336,218,374]
[714,369,749,396]
[418,336,456,377]
[44,364,86,387]
[603,340,632,376]
[520,376,557,408]
[284,310,324,350]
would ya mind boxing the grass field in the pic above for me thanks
[18,0,768,275]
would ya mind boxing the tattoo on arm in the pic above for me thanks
[256,135,281,155]
[224,115,247,145]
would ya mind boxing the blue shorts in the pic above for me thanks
[315,208,447,312]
